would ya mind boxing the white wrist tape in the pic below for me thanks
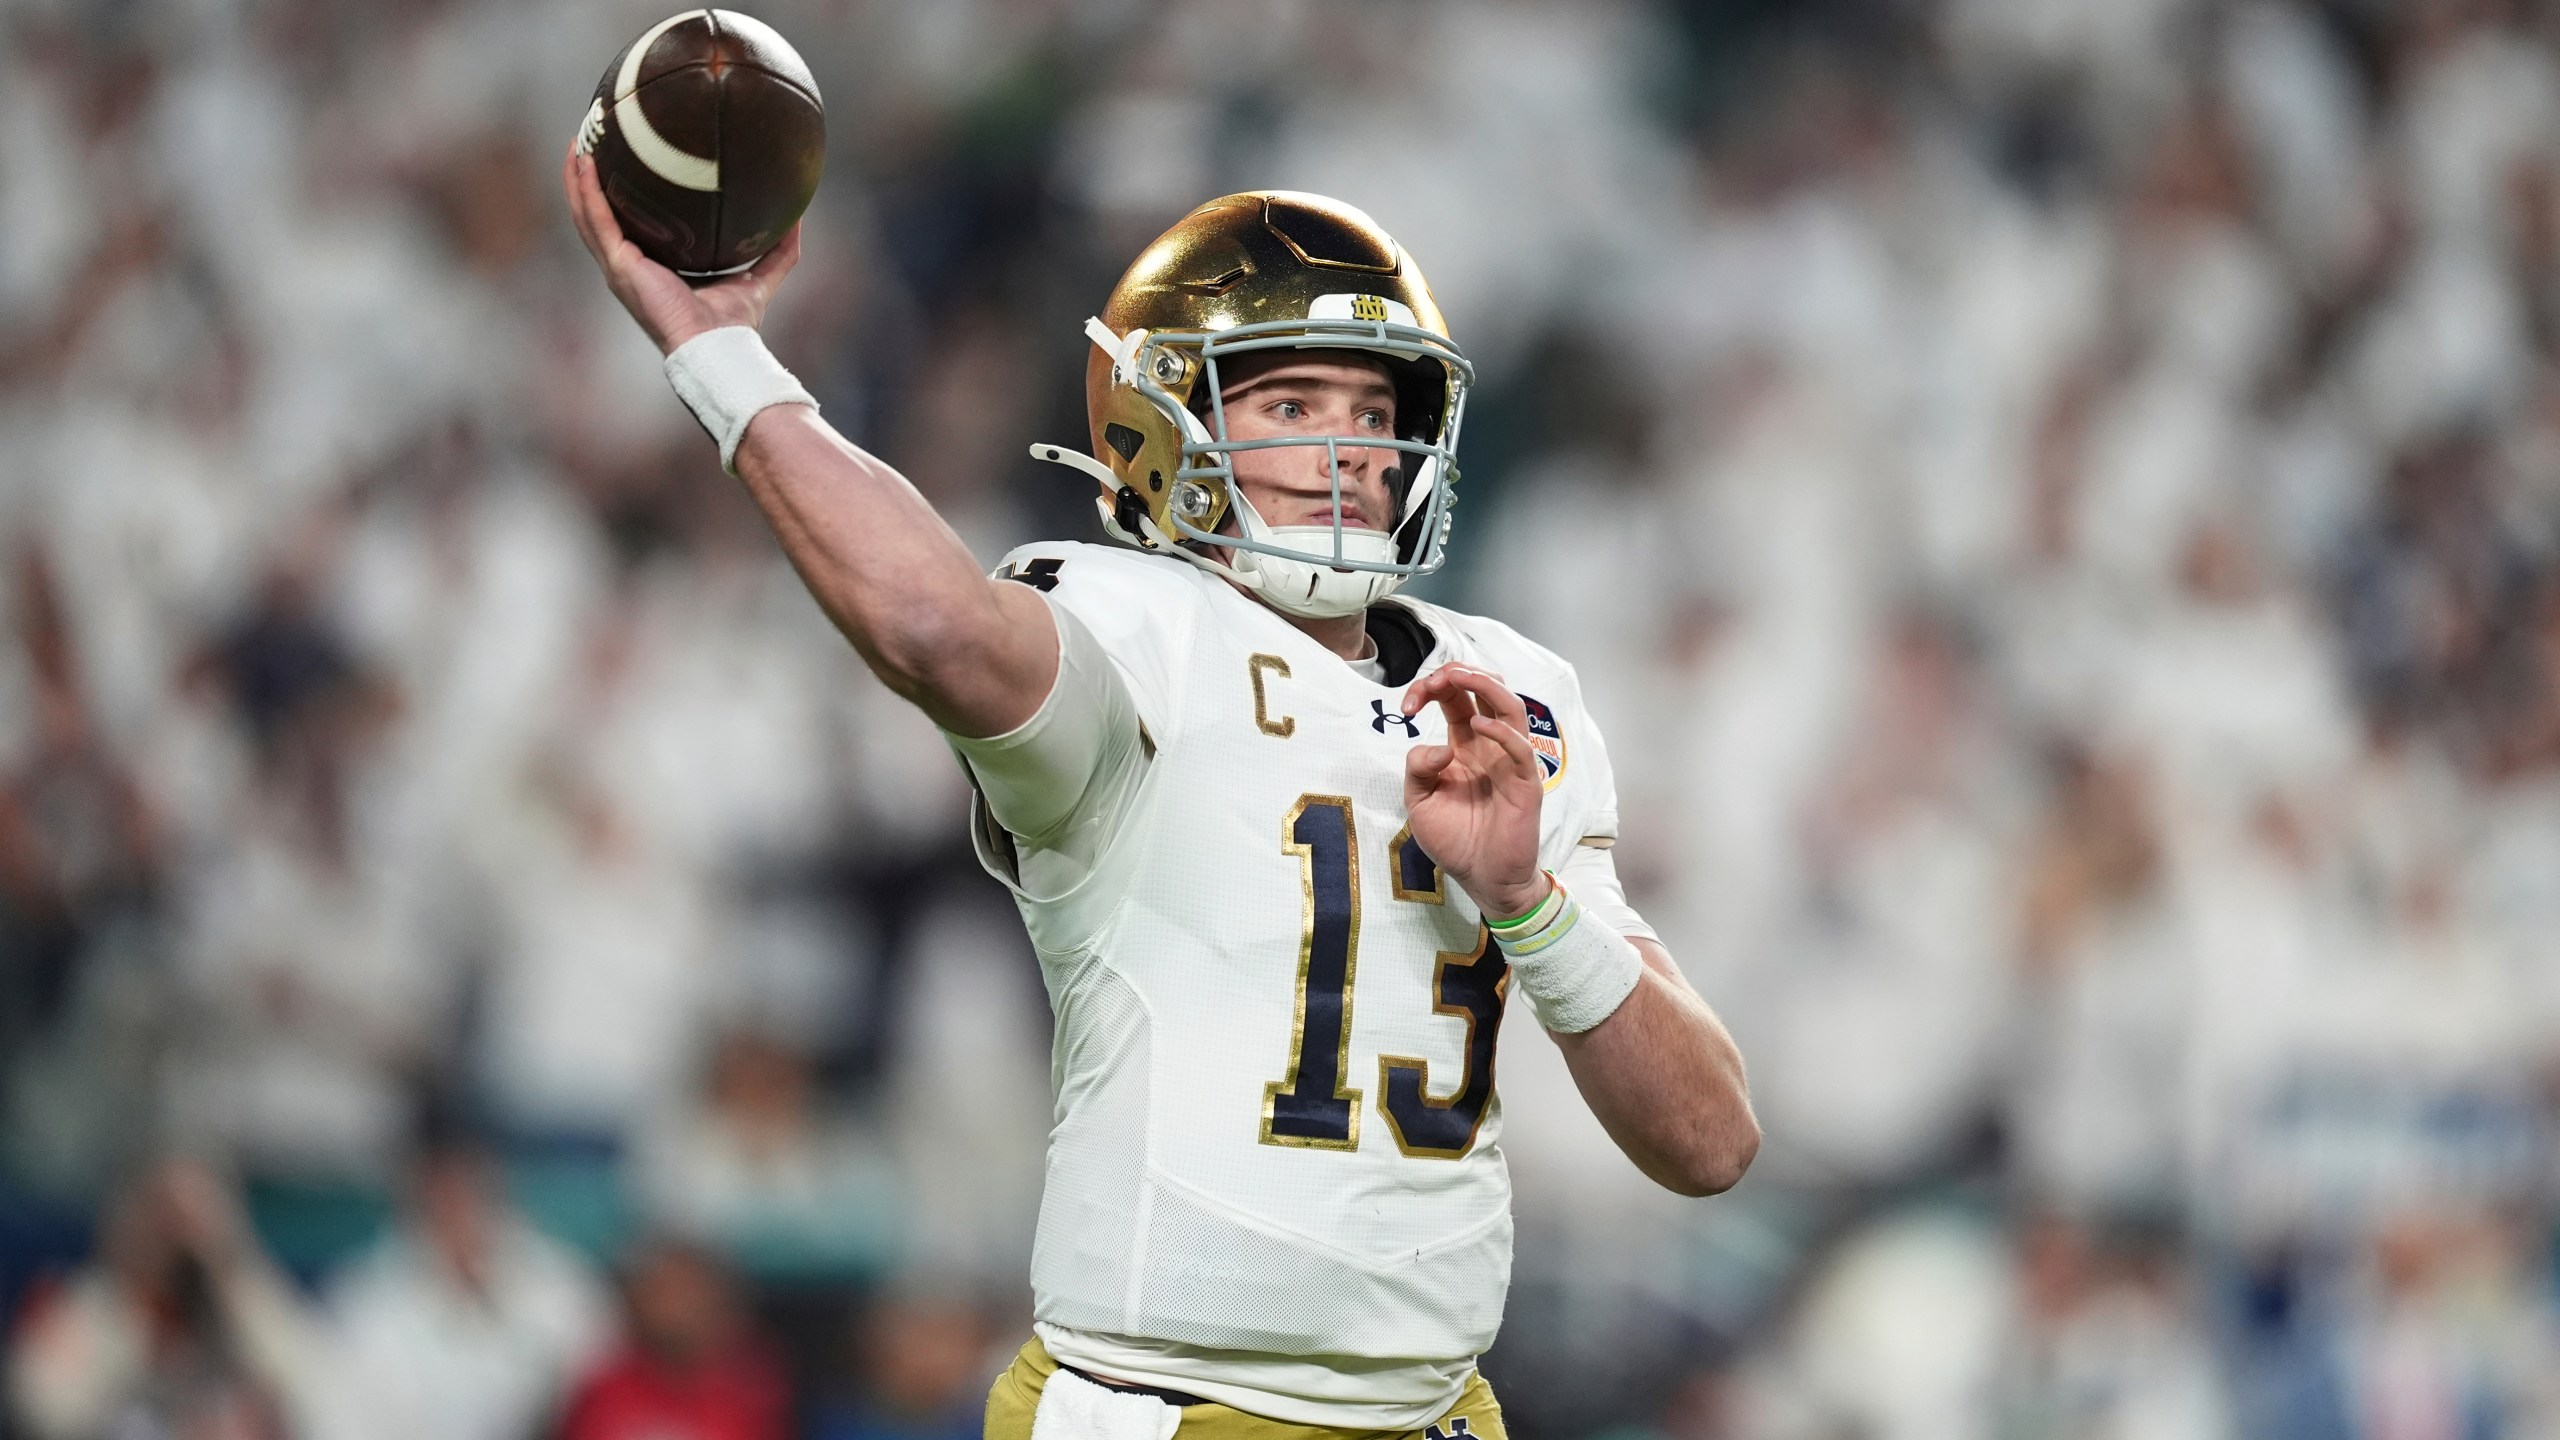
[1492,883,1645,1033]
[663,326,817,474]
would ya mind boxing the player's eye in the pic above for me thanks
[1270,400,1305,422]
[1358,409,1389,432]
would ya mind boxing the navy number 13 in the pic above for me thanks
[1259,795,1509,1158]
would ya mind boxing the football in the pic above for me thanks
[576,9,824,280]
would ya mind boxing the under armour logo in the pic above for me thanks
[1426,1420,1474,1440]
[1371,700,1421,737]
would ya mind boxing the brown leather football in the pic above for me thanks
[577,10,824,280]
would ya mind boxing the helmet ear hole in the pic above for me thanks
[1383,353,1448,447]
[1391,468,1433,563]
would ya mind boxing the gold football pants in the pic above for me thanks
[983,1337,1507,1440]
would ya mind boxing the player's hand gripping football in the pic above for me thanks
[1400,664,1549,921]
[563,145,799,356]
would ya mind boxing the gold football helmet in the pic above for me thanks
[1030,192,1473,617]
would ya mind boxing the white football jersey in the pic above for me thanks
[951,541,1631,1427]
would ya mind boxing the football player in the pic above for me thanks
[565,151,1759,1438]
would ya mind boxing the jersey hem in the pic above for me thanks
[1032,1323,1473,1430]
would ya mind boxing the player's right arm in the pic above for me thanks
[562,147,1056,740]
[721,402,1058,740]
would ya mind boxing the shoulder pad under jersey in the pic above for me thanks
[991,540,1206,733]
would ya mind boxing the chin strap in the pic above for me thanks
[1027,442,1120,489]
[1028,442,1186,557]
[1083,316,1146,386]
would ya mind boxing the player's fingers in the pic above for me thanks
[1404,742,1451,783]
[562,149,603,255]
[564,151,604,239]
[749,223,801,287]
[1431,685,1482,743]
[1397,669,1440,719]
[1402,666,1484,712]
[1471,713,1538,778]
[1398,662,1472,719]
[1417,668,1507,755]
[572,156,653,280]
[1438,666,1528,734]
[565,155,626,268]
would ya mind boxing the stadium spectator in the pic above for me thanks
[631,1028,903,1285]
[1992,1214,2235,1440]
[2332,1207,2560,1439]
[0,544,157,1061]
[303,1138,613,1440]
[806,1288,992,1440]
[554,1238,788,1440]
[5,1160,307,1440]
[162,553,452,1187]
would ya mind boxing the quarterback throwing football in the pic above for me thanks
[567,148,1758,1437]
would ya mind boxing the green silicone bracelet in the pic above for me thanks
[1486,873,1563,933]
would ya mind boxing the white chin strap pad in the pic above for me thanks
[1217,485,1406,618]
[1236,525,1402,618]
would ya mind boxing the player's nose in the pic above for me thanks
[1315,436,1364,485]
[1326,426,1385,474]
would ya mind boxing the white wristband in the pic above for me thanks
[663,326,817,474]
[1492,886,1645,1033]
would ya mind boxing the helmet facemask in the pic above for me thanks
[1137,313,1472,618]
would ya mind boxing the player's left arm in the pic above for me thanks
[1550,924,1758,1197]
[1401,664,1758,1198]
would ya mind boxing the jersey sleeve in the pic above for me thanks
[1550,668,1658,938]
[1558,840,1658,943]
[1562,666,1623,845]
[948,543,1196,904]
[945,593,1141,860]
[995,543,1192,740]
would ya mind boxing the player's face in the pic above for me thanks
[1214,351,1400,535]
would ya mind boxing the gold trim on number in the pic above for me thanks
[1377,928,1509,1159]
[1388,824,1444,904]
[1260,794,1362,1151]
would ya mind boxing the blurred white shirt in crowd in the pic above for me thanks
[301,1221,614,1440]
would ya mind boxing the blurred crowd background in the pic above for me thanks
[5,0,2560,1435]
